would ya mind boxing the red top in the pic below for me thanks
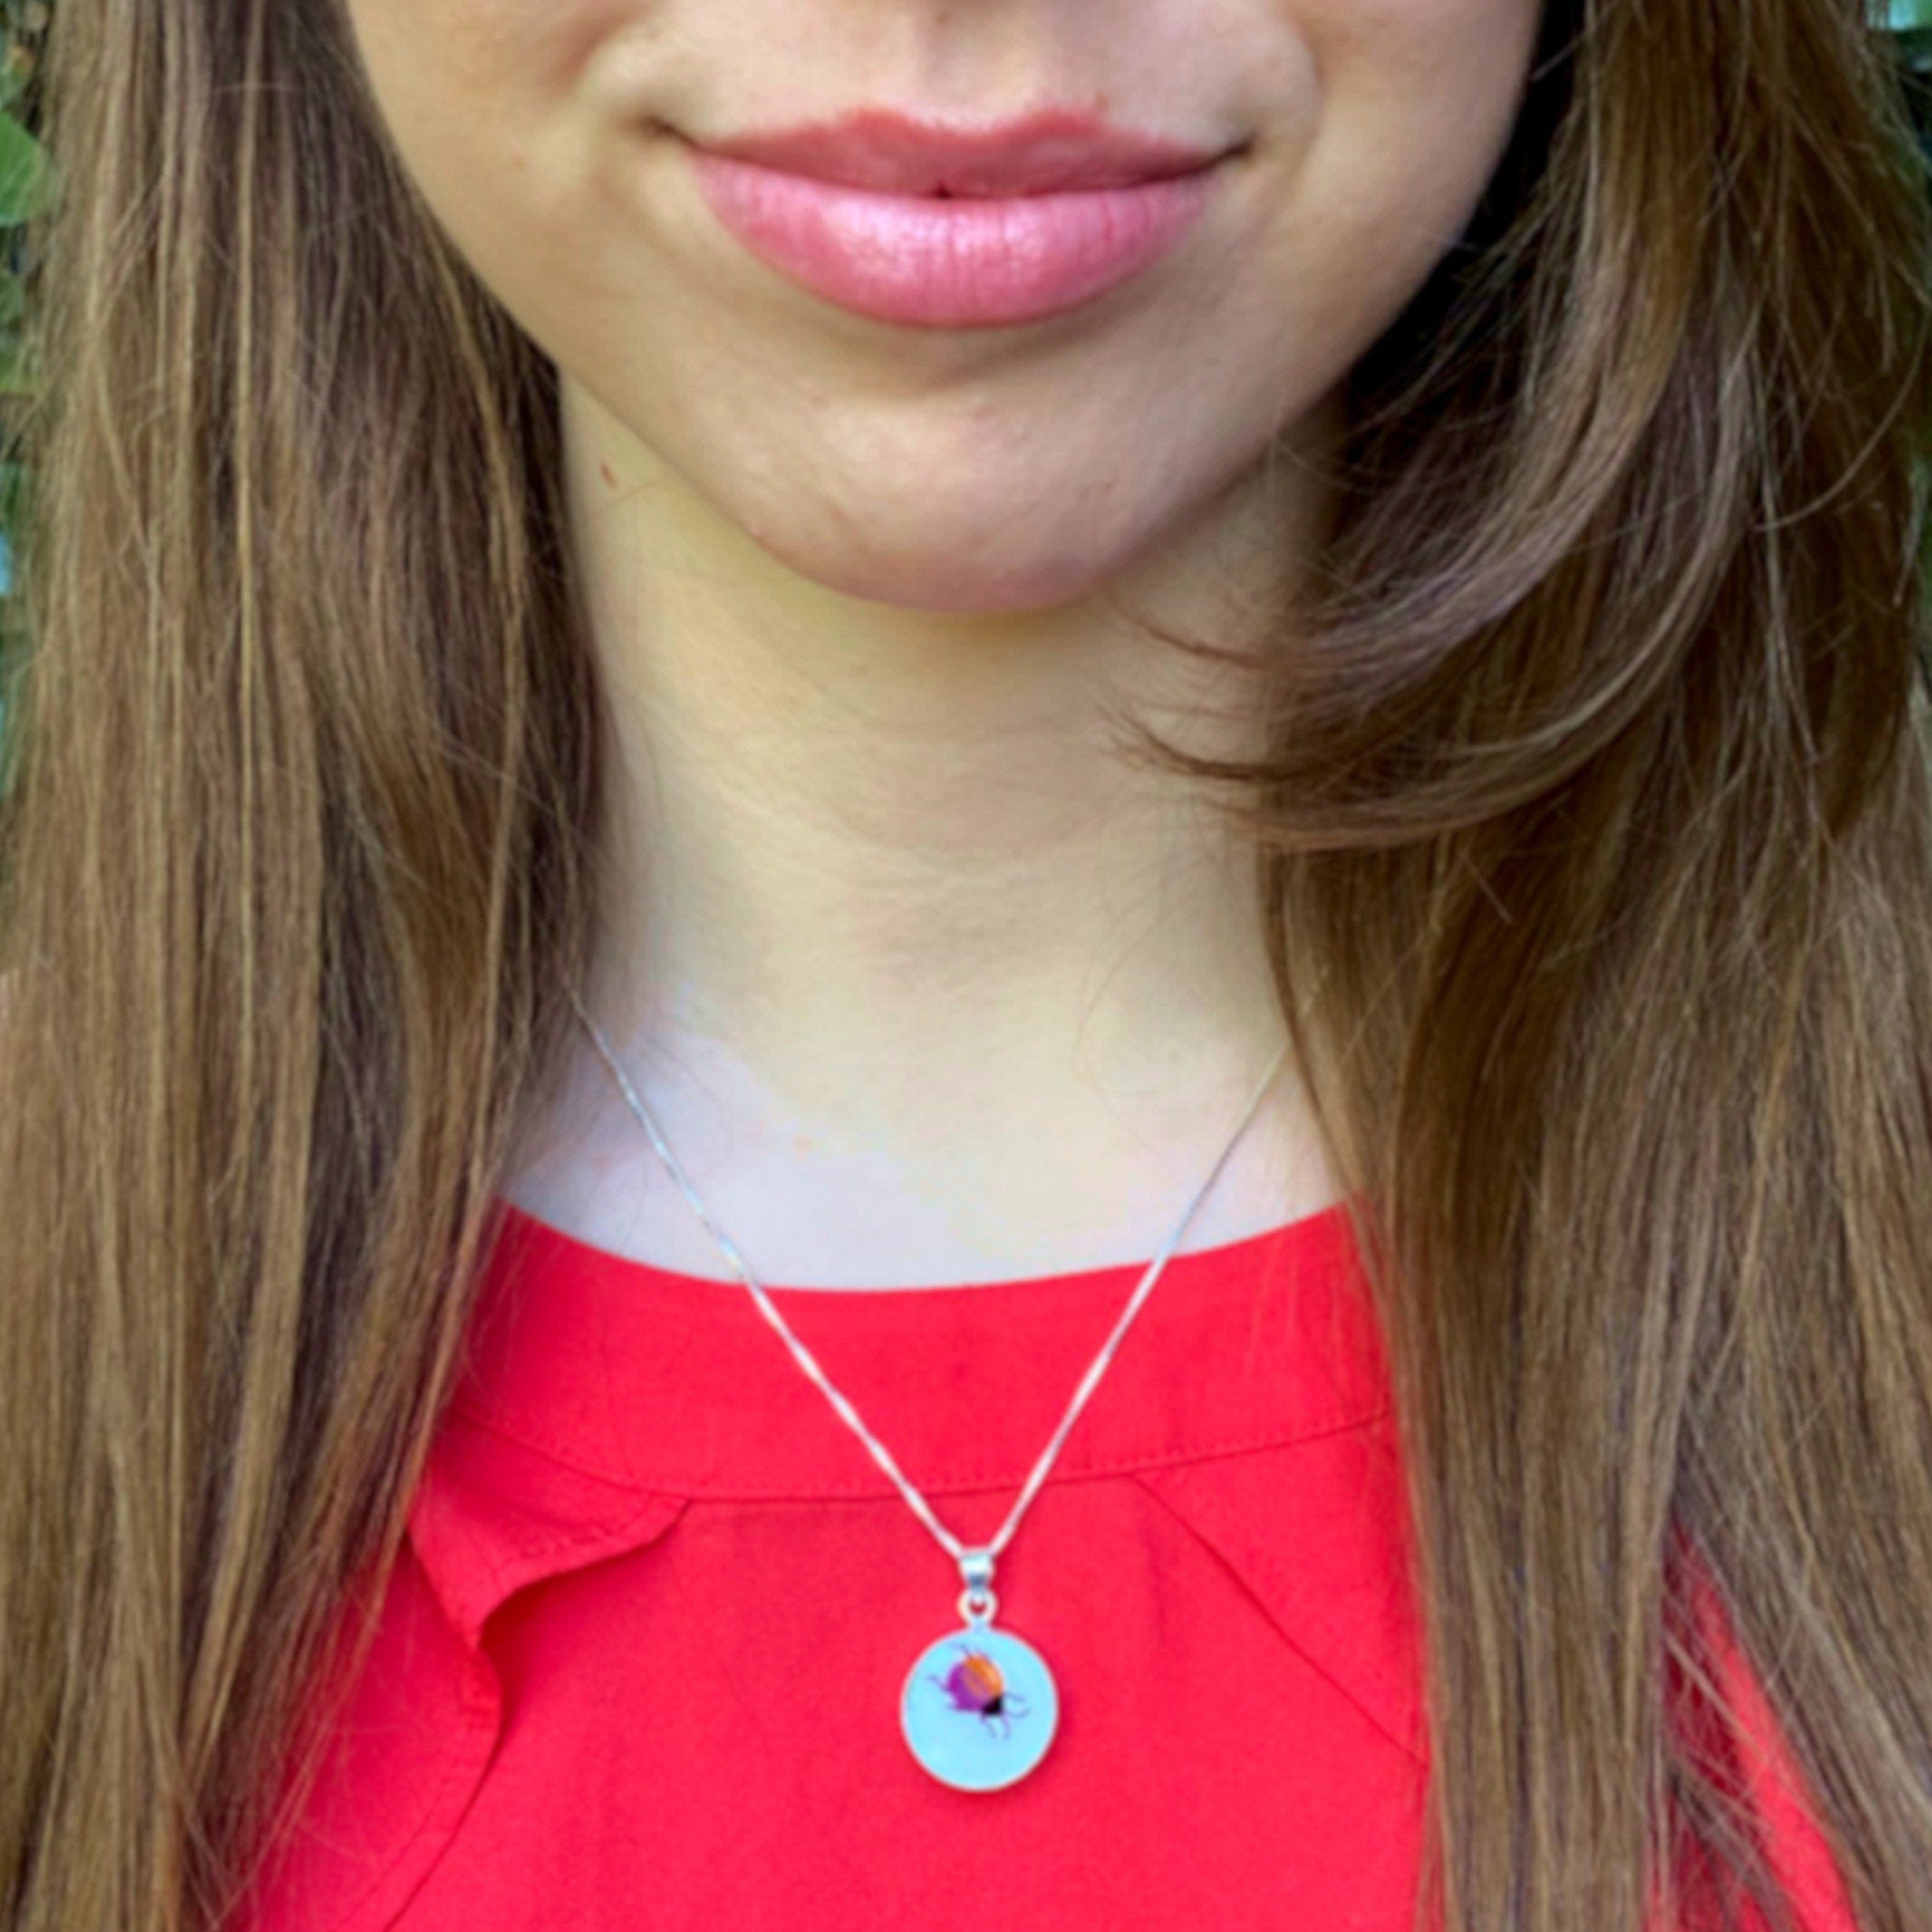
[239,1196,1860,1931]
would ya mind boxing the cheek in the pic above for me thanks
[1297,0,1545,210]
[1263,0,1542,335]
[341,0,636,247]
[1297,0,1540,73]
[347,0,627,100]
[342,0,648,332]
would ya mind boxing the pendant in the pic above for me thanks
[899,1547,1059,1791]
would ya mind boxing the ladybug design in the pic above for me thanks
[927,1640,1031,1739]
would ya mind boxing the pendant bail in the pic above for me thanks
[957,1545,998,1627]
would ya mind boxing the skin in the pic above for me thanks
[342,0,1543,1287]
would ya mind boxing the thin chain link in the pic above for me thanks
[568,983,1289,1595]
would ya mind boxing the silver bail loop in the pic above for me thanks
[956,1545,998,1627]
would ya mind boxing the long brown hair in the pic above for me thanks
[5,0,1932,1926]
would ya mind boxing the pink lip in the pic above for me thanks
[682,107,1234,328]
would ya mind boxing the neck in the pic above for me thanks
[502,379,1346,1285]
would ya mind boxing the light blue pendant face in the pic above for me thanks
[900,1623,1059,1791]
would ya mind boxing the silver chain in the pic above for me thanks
[568,983,1289,1626]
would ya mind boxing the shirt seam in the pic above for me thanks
[1129,1461,1428,1769]
[441,1398,1395,1501]
[314,1641,498,1932]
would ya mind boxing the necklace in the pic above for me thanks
[569,985,1290,1793]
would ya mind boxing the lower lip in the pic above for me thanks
[684,147,1223,328]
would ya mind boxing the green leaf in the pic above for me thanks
[0,111,52,224]
[0,340,40,395]
[1890,0,1932,29]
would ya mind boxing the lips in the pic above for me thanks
[681,106,1236,328]
[691,105,1233,197]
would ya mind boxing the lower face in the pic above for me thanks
[341,0,1546,614]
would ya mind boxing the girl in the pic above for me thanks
[4,0,1931,1926]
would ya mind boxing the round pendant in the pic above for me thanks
[900,1621,1060,1790]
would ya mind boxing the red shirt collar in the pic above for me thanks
[443,1193,1390,1502]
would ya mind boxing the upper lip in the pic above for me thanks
[687,107,1234,197]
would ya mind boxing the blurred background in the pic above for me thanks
[0,0,49,627]
[1891,3,1932,204]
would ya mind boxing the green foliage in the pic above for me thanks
[1891,2,1932,167]
[0,0,48,748]
[1880,7,1932,638]
[0,2,49,380]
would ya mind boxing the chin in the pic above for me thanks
[736,499,1137,616]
